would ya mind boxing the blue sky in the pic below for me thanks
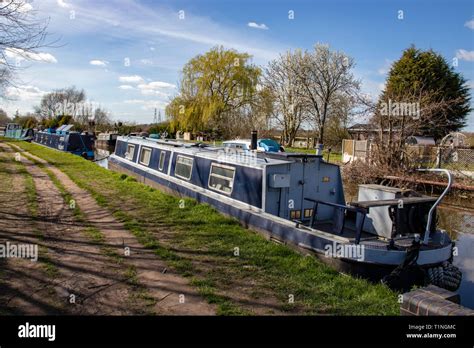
[2,0,474,130]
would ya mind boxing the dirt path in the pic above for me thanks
[5,143,215,315]
[0,151,64,314]
[1,143,155,314]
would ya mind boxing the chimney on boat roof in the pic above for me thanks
[250,130,258,150]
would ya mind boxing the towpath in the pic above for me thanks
[0,142,215,315]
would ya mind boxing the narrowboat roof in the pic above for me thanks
[117,135,322,168]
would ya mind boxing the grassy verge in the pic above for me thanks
[16,149,156,310]
[285,147,342,162]
[4,138,399,315]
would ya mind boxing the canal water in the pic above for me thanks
[94,148,111,169]
[437,207,474,309]
[93,149,474,308]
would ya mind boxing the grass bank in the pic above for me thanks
[285,147,342,163]
[5,138,399,315]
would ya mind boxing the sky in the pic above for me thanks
[1,0,474,130]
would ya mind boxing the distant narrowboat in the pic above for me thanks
[4,123,23,139]
[96,132,118,148]
[108,133,462,291]
[3,123,35,141]
[33,125,95,159]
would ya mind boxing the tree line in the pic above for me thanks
[0,86,113,132]
[1,1,470,169]
[166,44,471,161]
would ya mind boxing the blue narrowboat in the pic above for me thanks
[33,125,95,159]
[3,123,35,141]
[108,134,462,291]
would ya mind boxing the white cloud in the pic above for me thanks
[139,89,170,97]
[44,1,280,62]
[119,75,144,84]
[124,99,145,104]
[456,49,474,61]
[125,99,168,110]
[137,81,175,97]
[6,85,47,101]
[57,0,72,9]
[118,85,134,90]
[138,81,175,89]
[465,19,474,30]
[248,22,269,30]
[5,48,57,64]
[90,59,108,66]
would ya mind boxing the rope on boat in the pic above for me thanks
[381,238,462,292]
[92,154,111,162]
[381,239,425,292]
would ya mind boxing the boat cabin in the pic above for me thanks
[33,125,95,159]
[113,136,345,223]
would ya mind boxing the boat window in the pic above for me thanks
[175,155,193,180]
[290,210,301,220]
[139,146,152,166]
[208,163,235,194]
[125,144,135,160]
[304,209,313,218]
[158,151,166,171]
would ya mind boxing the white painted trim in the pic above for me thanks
[138,146,152,166]
[175,154,194,181]
[158,150,166,171]
[125,144,135,161]
[167,151,173,176]
[208,163,236,195]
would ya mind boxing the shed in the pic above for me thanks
[405,136,435,146]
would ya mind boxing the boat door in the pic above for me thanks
[287,156,319,222]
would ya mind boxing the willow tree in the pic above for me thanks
[166,46,261,137]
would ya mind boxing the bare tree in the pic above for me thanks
[0,0,50,93]
[292,44,360,150]
[93,107,110,125]
[228,87,274,138]
[263,51,308,146]
[370,88,467,168]
[0,107,10,124]
[35,86,86,120]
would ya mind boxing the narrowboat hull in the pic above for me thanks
[108,155,454,285]
[33,131,95,159]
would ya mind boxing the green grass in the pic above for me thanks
[16,163,38,217]
[285,147,342,162]
[0,150,60,278]
[4,138,399,315]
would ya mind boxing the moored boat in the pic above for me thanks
[108,133,462,291]
[33,125,95,159]
[96,132,118,149]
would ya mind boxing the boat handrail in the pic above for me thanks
[417,169,453,245]
[304,198,368,244]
